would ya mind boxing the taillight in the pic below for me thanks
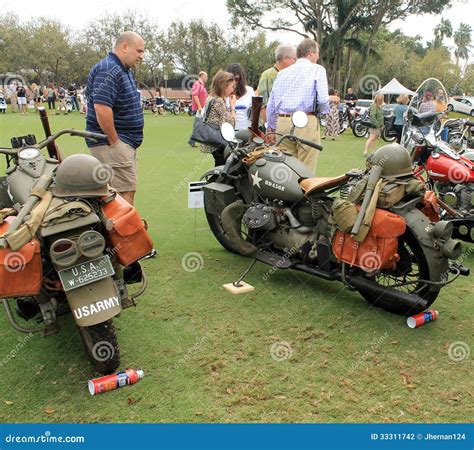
[77,231,105,259]
[50,239,79,268]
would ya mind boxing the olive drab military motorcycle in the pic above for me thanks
[201,112,468,316]
[0,110,153,374]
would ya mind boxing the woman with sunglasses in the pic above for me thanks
[226,63,255,131]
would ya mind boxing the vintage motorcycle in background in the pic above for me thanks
[402,78,474,242]
[0,109,153,374]
[201,112,467,316]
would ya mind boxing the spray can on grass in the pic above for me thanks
[407,310,439,329]
[88,368,144,396]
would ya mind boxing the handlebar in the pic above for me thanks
[38,129,107,150]
[276,134,323,151]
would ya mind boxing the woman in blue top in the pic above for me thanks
[394,94,409,144]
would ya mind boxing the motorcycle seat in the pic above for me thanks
[300,175,348,196]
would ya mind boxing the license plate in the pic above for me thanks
[59,256,115,292]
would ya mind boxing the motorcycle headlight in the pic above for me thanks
[77,231,105,259]
[50,239,79,268]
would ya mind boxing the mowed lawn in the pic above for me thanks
[0,110,472,423]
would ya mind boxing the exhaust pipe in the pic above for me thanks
[292,263,428,311]
[345,275,428,311]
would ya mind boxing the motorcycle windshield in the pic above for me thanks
[402,78,448,149]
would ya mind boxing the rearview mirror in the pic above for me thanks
[291,111,309,128]
[220,123,236,142]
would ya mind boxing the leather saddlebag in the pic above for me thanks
[0,217,43,298]
[332,208,406,271]
[101,194,153,266]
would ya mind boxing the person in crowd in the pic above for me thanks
[256,44,297,123]
[188,71,208,147]
[393,94,409,144]
[77,85,86,113]
[344,87,357,108]
[419,91,437,113]
[7,82,18,113]
[200,70,236,166]
[68,83,80,111]
[226,63,254,131]
[435,88,449,141]
[266,38,329,173]
[86,31,145,205]
[46,83,56,110]
[58,83,68,114]
[30,83,42,111]
[0,89,7,114]
[323,88,340,140]
[363,93,384,157]
[16,83,28,114]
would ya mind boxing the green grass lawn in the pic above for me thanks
[0,110,472,423]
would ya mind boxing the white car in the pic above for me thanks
[447,97,474,116]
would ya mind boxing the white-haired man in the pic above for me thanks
[256,44,297,123]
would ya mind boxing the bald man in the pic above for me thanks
[85,31,145,205]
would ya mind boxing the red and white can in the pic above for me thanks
[407,310,439,329]
[88,368,144,396]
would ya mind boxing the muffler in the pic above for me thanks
[344,275,428,310]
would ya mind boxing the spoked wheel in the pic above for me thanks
[358,232,439,316]
[78,319,120,374]
[172,106,180,115]
[352,122,368,138]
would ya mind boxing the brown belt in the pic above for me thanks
[278,112,315,117]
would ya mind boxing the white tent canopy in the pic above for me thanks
[376,78,416,96]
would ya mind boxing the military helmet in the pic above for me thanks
[368,144,413,178]
[52,154,111,198]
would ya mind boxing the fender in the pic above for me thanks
[65,277,122,327]
[200,166,225,181]
[391,199,449,292]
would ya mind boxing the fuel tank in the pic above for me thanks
[247,149,314,203]
[426,153,474,184]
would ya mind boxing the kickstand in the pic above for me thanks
[223,258,257,294]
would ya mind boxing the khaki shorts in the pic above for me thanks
[90,140,137,192]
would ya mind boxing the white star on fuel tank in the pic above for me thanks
[251,170,262,188]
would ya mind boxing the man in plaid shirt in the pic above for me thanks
[266,38,329,174]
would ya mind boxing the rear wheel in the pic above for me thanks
[78,319,120,374]
[358,231,439,316]
[352,122,368,138]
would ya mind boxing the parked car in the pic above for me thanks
[355,99,373,115]
[447,96,474,116]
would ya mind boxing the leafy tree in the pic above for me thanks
[433,18,453,47]
[227,0,451,91]
[453,23,472,67]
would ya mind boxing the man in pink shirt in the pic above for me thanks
[189,71,208,147]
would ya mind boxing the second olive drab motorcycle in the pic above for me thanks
[201,112,468,317]
[0,111,153,374]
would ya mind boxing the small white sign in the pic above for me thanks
[188,181,206,209]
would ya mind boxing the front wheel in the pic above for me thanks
[78,319,120,374]
[352,122,368,138]
[172,106,180,115]
[357,231,439,316]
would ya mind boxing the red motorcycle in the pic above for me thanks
[403,78,474,242]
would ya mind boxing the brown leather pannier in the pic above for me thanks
[101,194,153,266]
[0,217,43,298]
[332,208,406,271]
